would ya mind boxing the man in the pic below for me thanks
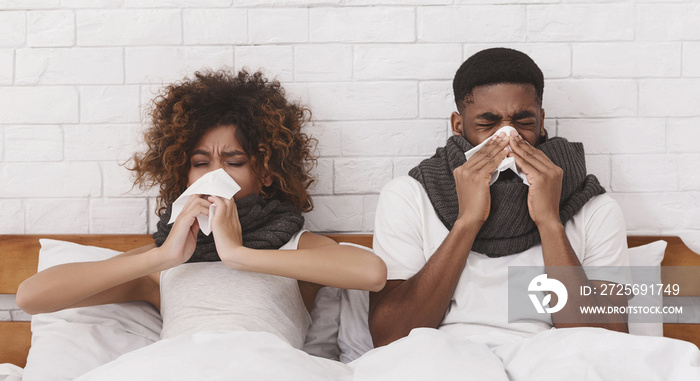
[369,47,629,347]
[359,47,700,381]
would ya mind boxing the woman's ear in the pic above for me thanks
[262,174,273,187]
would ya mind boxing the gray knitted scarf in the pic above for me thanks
[409,134,605,257]
[152,194,305,262]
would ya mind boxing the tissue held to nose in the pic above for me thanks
[464,126,529,186]
[168,169,241,235]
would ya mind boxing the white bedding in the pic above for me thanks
[0,363,22,381]
[72,327,700,381]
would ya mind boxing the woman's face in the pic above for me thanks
[187,124,264,200]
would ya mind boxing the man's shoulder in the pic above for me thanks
[379,175,426,200]
[580,193,621,215]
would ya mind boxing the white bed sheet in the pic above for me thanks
[0,363,22,381]
[72,327,700,380]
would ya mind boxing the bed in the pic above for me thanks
[1,234,698,380]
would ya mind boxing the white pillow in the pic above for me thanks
[627,240,667,337]
[22,239,162,381]
[303,286,342,360]
[334,242,375,363]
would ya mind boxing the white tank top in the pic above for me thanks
[159,230,312,349]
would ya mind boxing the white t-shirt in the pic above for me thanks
[373,176,629,344]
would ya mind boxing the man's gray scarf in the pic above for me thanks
[153,194,305,262]
[409,134,605,257]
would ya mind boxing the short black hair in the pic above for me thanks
[453,47,544,111]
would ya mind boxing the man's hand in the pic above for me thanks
[507,131,563,227]
[455,132,510,225]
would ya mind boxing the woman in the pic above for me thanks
[17,69,386,353]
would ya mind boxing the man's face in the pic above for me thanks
[451,83,545,146]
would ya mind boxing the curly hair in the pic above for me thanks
[129,69,317,215]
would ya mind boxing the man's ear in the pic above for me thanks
[539,108,546,138]
[450,111,464,136]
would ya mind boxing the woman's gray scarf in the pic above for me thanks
[153,194,305,262]
[409,134,605,257]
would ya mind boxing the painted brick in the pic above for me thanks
[393,157,424,178]
[294,44,352,82]
[0,295,17,312]
[0,86,78,124]
[148,198,159,234]
[90,198,148,234]
[0,199,24,234]
[303,195,363,232]
[528,4,634,41]
[0,0,58,8]
[0,49,12,85]
[557,118,666,154]
[0,311,9,322]
[584,155,611,191]
[26,198,90,233]
[235,46,293,82]
[233,0,339,6]
[637,4,700,41]
[80,86,141,123]
[668,118,700,153]
[610,193,698,231]
[347,0,449,4]
[249,8,308,43]
[183,9,247,45]
[334,158,392,194]
[419,81,455,119]
[27,10,74,47]
[5,125,63,161]
[280,82,308,107]
[307,82,418,121]
[544,80,637,118]
[64,124,141,161]
[611,155,678,193]
[310,7,414,43]
[678,155,700,191]
[341,120,445,157]
[61,0,123,7]
[308,158,333,195]
[355,44,462,81]
[125,0,231,6]
[0,162,101,197]
[305,123,341,157]
[464,43,572,79]
[16,48,123,85]
[683,42,700,77]
[362,194,379,232]
[418,6,525,43]
[102,161,159,198]
[0,11,25,47]
[573,43,681,78]
[126,46,234,84]
[639,79,700,117]
[11,310,30,321]
[77,10,181,46]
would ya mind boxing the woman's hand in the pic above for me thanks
[207,196,246,266]
[158,194,211,269]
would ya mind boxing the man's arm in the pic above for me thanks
[369,134,511,347]
[509,133,627,332]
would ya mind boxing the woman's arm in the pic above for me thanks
[16,244,163,314]
[17,194,212,314]
[207,196,386,291]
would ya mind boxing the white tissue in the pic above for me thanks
[168,168,241,235]
[464,126,529,186]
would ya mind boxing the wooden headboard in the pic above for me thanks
[0,234,698,368]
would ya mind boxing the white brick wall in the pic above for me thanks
[2,1,700,320]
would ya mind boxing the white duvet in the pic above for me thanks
[70,327,700,381]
